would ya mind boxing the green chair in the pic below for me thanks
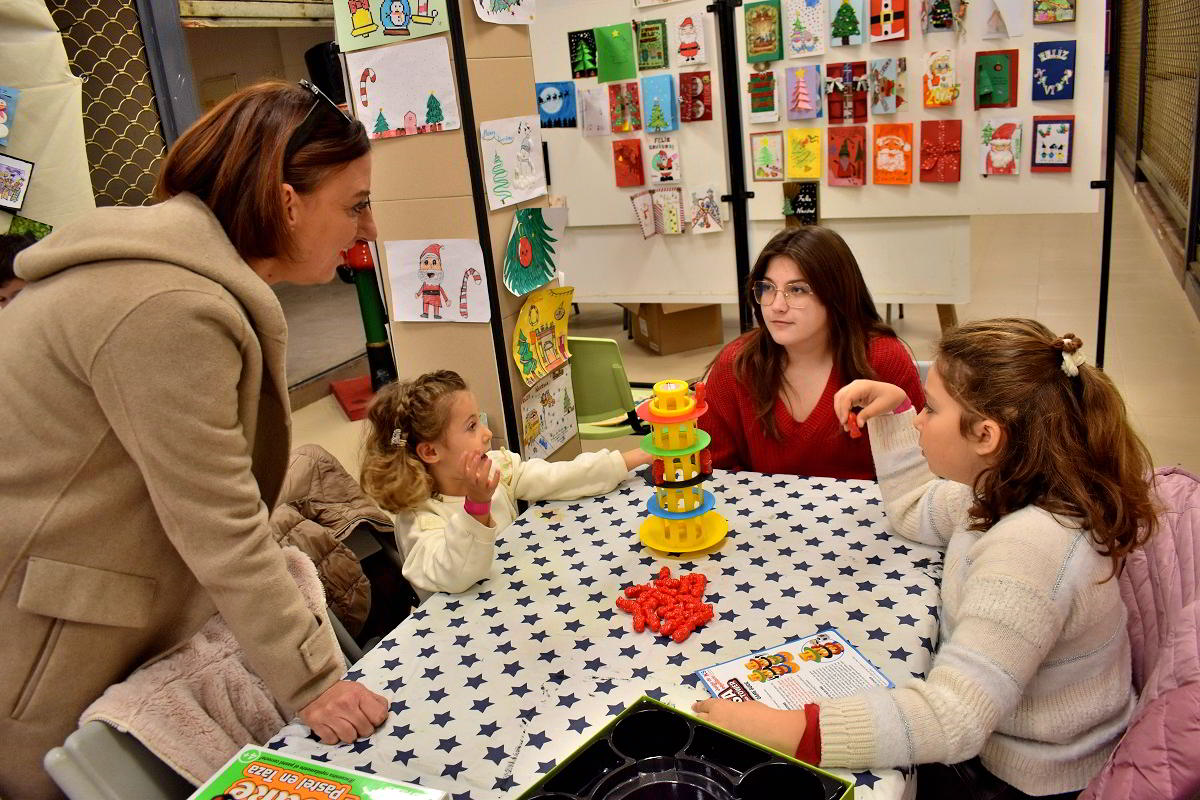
[568,337,654,439]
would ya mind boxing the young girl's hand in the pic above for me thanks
[461,450,500,503]
[692,698,807,756]
[622,448,654,471]
[833,379,910,432]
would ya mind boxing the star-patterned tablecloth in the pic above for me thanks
[268,469,944,800]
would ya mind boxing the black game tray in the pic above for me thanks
[517,696,854,800]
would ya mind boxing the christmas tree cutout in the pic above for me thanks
[504,209,558,296]
[756,139,776,178]
[573,38,597,75]
[648,99,668,132]
[374,109,390,135]
[426,93,443,127]
[791,71,812,111]
[491,153,512,204]
[927,0,953,29]
[831,0,861,45]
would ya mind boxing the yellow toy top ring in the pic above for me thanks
[649,379,696,418]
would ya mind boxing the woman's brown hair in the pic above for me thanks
[937,318,1156,577]
[732,226,897,438]
[156,80,369,261]
[360,371,468,512]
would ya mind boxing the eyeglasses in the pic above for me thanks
[752,280,815,309]
[283,79,355,164]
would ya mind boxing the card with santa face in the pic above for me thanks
[1032,40,1076,100]
[787,127,822,179]
[670,14,708,65]
[919,118,962,182]
[868,0,908,42]
[783,181,820,225]
[784,0,826,57]
[786,65,824,120]
[922,49,959,108]
[873,122,913,184]
[680,71,714,121]
[868,57,906,115]
[613,138,646,186]
[385,239,492,323]
[1031,115,1074,172]
[750,130,785,180]
[647,136,683,185]
[825,61,868,125]
[609,82,642,133]
[975,49,1019,109]
[980,118,1022,175]
[828,125,867,185]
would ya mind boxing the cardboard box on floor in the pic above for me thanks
[619,303,723,356]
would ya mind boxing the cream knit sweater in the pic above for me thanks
[817,410,1134,795]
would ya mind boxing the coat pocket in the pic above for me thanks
[10,617,63,719]
[17,557,158,628]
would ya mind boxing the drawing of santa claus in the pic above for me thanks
[986,122,1018,175]
[876,133,910,174]
[677,17,701,62]
[414,243,449,319]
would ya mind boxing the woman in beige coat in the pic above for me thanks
[0,81,389,799]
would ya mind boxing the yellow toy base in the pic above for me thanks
[639,511,728,554]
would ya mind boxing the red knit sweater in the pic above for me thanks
[698,334,925,480]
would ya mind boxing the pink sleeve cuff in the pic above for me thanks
[893,397,913,414]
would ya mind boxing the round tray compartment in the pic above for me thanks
[735,761,836,799]
[610,708,694,760]
[592,756,736,800]
[543,739,630,797]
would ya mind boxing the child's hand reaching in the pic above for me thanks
[622,448,654,471]
[833,379,910,433]
[461,450,500,503]
[692,698,807,756]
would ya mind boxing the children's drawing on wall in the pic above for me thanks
[384,239,491,324]
[786,66,823,120]
[654,188,685,235]
[825,61,868,124]
[472,0,535,24]
[514,286,574,387]
[647,136,682,185]
[785,0,826,57]
[748,69,779,124]
[636,19,669,70]
[595,23,637,83]
[751,131,785,181]
[868,0,908,42]
[786,128,822,179]
[828,125,867,186]
[641,75,678,133]
[922,49,960,107]
[612,138,645,187]
[680,72,713,122]
[521,365,578,459]
[919,119,962,182]
[670,15,708,65]
[334,0,447,52]
[569,29,598,78]
[480,115,547,210]
[579,87,611,136]
[346,39,460,140]
[868,57,906,115]
[783,180,820,224]
[609,82,642,133]
[0,154,33,212]
[920,0,959,31]
[745,0,784,61]
[980,118,1022,175]
[631,190,656,238]
[829,0,864,46]
[504,207,567,296]
[536,82,577,128]
[689,186,724,234]
[1031,115,1074,172]
[981,0,1029,38]
[1033,0,1074,24]
[0,87,19,147]
[1032,40,1075,100]
[873,122,913,184]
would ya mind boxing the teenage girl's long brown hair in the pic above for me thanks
[937,318,1156,577]
[733,226,897,438]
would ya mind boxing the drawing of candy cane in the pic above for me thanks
[359,68,376,107]
[459,268,481,318]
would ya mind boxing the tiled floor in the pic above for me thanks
[296,168,1200,475]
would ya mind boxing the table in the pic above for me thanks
[268,469,944,800]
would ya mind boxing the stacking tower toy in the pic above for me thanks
[637,379,728,552]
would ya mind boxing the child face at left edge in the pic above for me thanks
[435,391,493,467]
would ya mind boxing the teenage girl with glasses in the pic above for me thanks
[699,226,924,479]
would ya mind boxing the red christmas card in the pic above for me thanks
[919,119,962,182]
[828,125,867,186]
[609,82,642,133]
[680,71,714,121]
[825,61,868,125]
[869,0,909,41]
[613,138,645,186]
[873,122,913,184]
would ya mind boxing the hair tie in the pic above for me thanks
[390,429,407,448]
[1058,339,1086,377]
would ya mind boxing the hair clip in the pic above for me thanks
[390,429,407,448]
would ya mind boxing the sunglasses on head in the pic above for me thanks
[283,79,355,164]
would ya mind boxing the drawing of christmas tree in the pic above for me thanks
[426,93,443,126]
[791,71,812,110]
[489,0,519,12]
[928,0,954,28]
[504,209,558,296]
[980,120,995,144]
[648,99,668,132]
[563,389,575,415]
[757,139,776,177]
[831,0,860,44]
[573,38,597,74]
[491,153,512,204]
[516,330,537,376]
[373,109,390,135]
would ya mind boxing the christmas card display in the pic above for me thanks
[785,0,827,57]
[631,190,656,237]
[830,0,865,46]
[920,0,958,31]
[828,125,867,185]
[0,154,33,212]
[521,365,578,459]
[922,49,960,107]
[1031,115,1074,172]
[653,187,686,234]
[981,0,1030,39]
[786,66,824,120]
[1034,0,1074,24]
[346,38,460,140]
[786,127,822,179]
[748,70,780,124]
[596,22,637,83]
[680,71,714,121]
[919,118,962,182]
[472,0,534,24]
[569,29,598,78]
[975,49,1018,109]
[750,131,785,181]
[504,207,567,296]
[0,86,19,147]
[868,0,908,42]
[825,61,868,125]
[1032,40,1076,100]
[636,18,669,70]
[613,138,646,186]
[783,181,820,224]
[671,14,708,65]
[384,239,492,323]
[647,136,682,184]
[334,0,448,53]
[689,186,724,233]
[579,86,610,135]
[641,74,679,133]
[873,122,913,184]
[868,57,906,115]
[980,118,1022,175]
[609,82,642,133]
[536,81,577,128]
[513,285,573,387]
[745,0,784,62]
[480,115,546,210]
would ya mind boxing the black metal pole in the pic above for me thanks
[708,0,755,333]
[1185,57,1200,272]
[1133,0,1149,174]
[444,0,522,453]
[1095,0,1121,369]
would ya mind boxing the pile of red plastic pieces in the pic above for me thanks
[615,566,714,643]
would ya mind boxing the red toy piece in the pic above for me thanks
[847,410,863,439]
[652,458,665,485]
[613,566,713,643]
[694,382,706,407]
[700,449,713,474]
